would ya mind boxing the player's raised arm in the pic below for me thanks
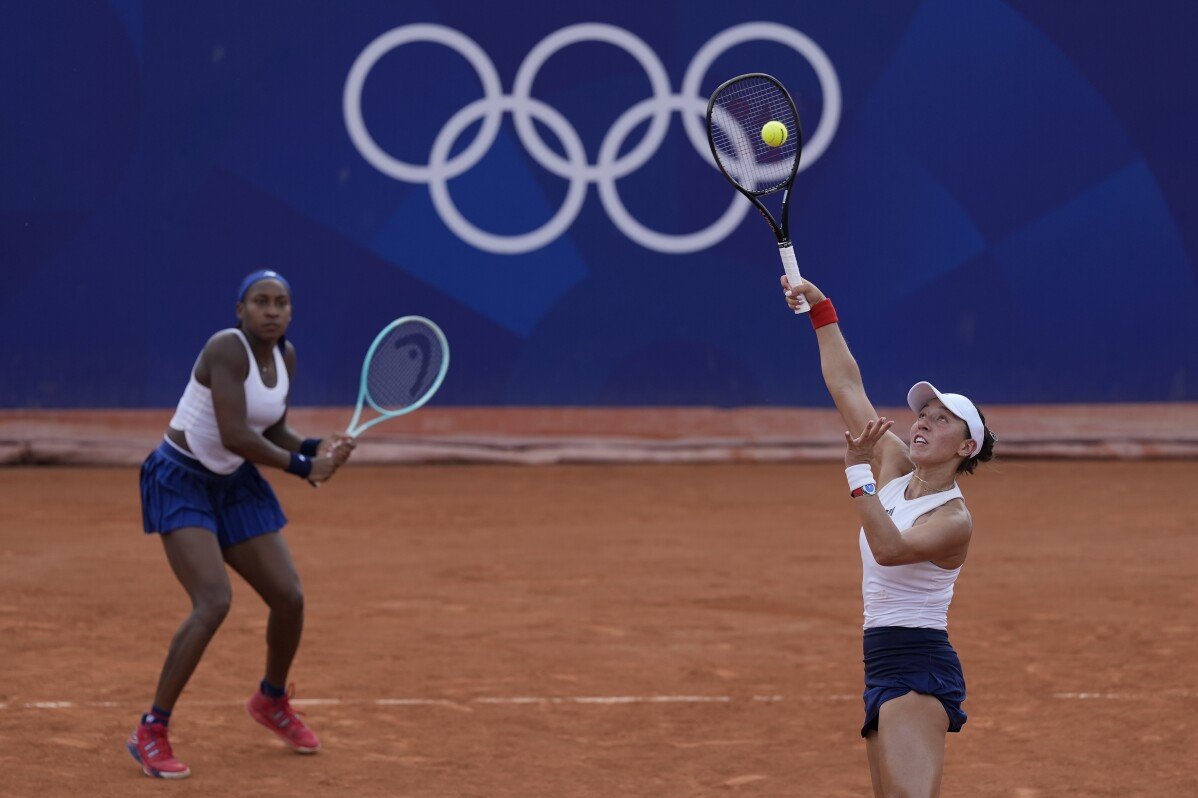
[780,270,997,796]
[781,275,911,483]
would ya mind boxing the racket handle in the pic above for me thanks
[309,433,357,487]
[778,244,810,315]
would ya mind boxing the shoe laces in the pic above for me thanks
[143,722,174,758]
[271,684,308,730]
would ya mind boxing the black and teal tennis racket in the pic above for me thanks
[706,73,809,313]
[345,316,450,437]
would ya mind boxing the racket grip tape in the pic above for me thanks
[778,244,810,314]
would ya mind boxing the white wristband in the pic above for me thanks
[845,464,875,492]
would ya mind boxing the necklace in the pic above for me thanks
[911,472,953,494]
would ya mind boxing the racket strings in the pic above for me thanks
[709,77,799,194]
[365,321,446,412]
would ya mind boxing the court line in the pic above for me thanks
[0,695,835,711]
[1,691,1192,712]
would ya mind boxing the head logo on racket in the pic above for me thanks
[347,316,450,438]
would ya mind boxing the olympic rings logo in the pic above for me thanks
[343,22,841,255]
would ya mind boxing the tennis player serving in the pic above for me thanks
[127,270,355,779]
[782,275,995,797]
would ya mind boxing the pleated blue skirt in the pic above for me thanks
[140,441,287,549]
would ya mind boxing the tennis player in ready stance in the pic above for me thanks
[127,270,356,779]
[782,276,995,797]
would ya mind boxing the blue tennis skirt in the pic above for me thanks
[140,441,287,549]
[861,626,967,737]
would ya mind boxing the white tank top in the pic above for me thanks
[167,329,289,474]
[859,472,965,630]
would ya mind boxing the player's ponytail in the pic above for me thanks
[957,408,995,475]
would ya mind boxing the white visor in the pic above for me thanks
[907,381,985,458]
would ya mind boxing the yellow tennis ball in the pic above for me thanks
[761,120,788,147]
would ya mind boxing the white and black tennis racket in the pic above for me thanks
[706,73,809,313]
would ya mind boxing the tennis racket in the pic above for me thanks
[344,315,450,438]
[706,73,809,313]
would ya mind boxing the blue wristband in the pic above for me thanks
[285,452,312,479]
[299,438,322,457]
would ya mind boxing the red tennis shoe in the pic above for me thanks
[246,685,321,753]
[126,721,191,779]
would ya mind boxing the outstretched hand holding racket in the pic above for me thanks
[322,316,450,471]
[706,73,809,313]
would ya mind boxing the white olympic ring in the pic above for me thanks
[343,22,841,255]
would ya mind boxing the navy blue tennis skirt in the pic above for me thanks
[140,441,287,549]
[861,626,967,737]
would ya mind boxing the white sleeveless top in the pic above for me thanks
[167,329,289,474]
[859,472,965,630]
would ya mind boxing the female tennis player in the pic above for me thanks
[127,269,356,779]
[782,275,995,797]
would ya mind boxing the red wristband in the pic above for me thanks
[809,297,838,329]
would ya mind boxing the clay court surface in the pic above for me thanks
[1,460,1195,796]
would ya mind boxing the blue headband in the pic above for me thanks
[237,269,291,301]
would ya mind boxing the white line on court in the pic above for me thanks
[0,691,1192,712]
[1051,691,1198,700]
[0,694,835,711]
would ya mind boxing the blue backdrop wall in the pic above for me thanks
[3,0,1196,408]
